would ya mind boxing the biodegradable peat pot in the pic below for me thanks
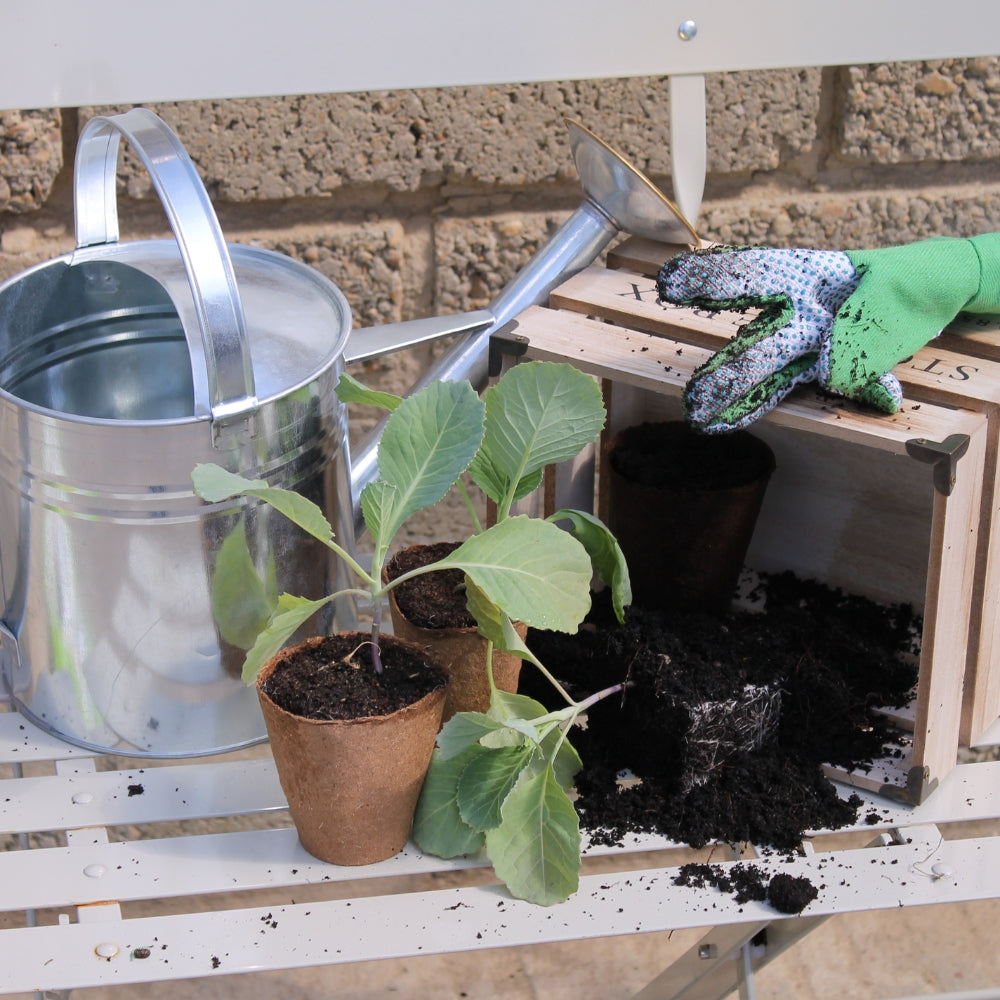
[607,421,775,615]
[256,631,449,866]
[384,542,525,720]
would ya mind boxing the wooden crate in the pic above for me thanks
[564,237,1000,750]
[504,277,990,804]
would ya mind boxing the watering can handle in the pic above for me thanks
[74,109,258,446]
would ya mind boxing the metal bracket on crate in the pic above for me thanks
[488,320,529,377]
[905,433,971,497]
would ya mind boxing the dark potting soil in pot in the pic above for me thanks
[387,542,476,629]
[522,572,919,851]
[261,634,448,720]
[609,420,772,491]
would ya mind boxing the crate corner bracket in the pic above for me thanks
[488,320,529,377]
[905,434,971,497]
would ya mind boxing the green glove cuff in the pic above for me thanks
[967,232,1000,312]
[844,237,981,324]
[830,235,999,405]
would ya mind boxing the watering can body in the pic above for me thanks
[0,110,356,756]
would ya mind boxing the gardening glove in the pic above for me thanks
[656,234,1000,433]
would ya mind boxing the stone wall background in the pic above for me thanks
[2,58,1000,540]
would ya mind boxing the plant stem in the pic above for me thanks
[485,639,496,690]
[576,682,625,713]
[369,595,385,673]
[525,656,578,708]
[323,537,375,588]
[526,682,624,730]
[549,682,623,758]
[456,477,484,534]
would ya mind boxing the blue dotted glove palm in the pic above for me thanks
[656,235,1000,433]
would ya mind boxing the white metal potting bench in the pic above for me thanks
[4,4,1000,998]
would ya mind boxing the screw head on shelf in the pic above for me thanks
[678,19,698,40]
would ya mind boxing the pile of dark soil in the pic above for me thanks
[522,572,919,851]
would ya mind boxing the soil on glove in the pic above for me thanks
[522,573,919,850]
[261,634,448,721]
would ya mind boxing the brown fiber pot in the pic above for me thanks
[384,544,525,721]
[607,421,775,615]
[256,632,449,866]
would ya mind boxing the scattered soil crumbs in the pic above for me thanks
[674,863,818,914]
[261,634,448,720]
[522,572,919,852]
[386,542,476,629]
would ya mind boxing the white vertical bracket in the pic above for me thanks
[669,73,707,230]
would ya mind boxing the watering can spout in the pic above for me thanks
[344,120,699,536]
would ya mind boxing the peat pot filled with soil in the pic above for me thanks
[256,632,449,866]
[384,542,525,720]
[607,421,775,615]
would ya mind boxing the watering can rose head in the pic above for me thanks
[192,360,631,685]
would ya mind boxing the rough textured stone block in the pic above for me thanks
[696,186,1000,248]
[842,58,1000,164]
[244,221,407,328]
[0,110,62,213]
[433,211,571,314]
[82,68,818,201]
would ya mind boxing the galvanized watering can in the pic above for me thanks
[0,109,695,757]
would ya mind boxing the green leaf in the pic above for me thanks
[436,710,505,760]
[359,480,399,554]
[489,689,581,788]
[241,594,331,683]
[489,689,549,724]
[335,372,403,411]
[438,517,592,633]
[462,579,539,663]
[474,362,605,505]
[468,449,543,507]
[192,463,268,502]
[549,508,632,623]
[457,744,535,832]
[485,763,581,905]
[486,690,547,744]
[376,380,485,538]
[210,521,277,649]
[192,463,334,545]
[413,748,486,858]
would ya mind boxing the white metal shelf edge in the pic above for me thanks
[3,832,998,995]
[4,1,1000,110]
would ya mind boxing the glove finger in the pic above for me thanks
[685,349,819,432]
[658,246,856,316]
[658,246,783,308]
[847,372,904,414]
[684,300,822,411]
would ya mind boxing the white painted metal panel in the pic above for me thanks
[0,757,287,833]
[0,709,97,764]
[3,1,1000,110]
[3,832,999,994]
